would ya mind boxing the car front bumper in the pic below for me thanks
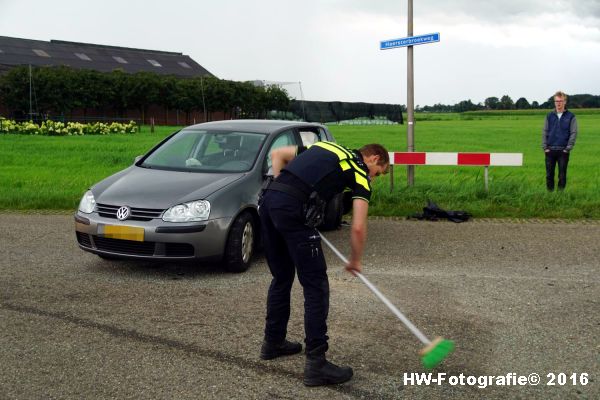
[74,212,232,261]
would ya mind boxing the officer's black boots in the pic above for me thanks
[260,339,302,360]
[303,344,353,386]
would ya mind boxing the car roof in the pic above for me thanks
[184,119,324,134]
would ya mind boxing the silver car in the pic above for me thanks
[75,120,346,272]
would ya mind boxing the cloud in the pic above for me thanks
[338,0,600,45]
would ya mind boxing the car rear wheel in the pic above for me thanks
[224,212,255,273]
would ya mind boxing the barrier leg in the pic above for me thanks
[484,166,489,192]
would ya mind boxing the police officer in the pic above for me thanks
[258,141,389,386]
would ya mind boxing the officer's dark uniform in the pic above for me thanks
[259,141,372,352]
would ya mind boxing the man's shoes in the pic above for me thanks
[304,344,353,386]
[260,339,302,360]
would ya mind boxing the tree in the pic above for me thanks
[484,97,500,110]
[123,72,160,123]
[106,70,129,118]
[570,94,600,108]
[515,97,530,109]
[204,77,235,119]
[454,99,480,112]
[0,66,30,118]
[0,66,288,122]
[169,78,197,124]
[33,66,75,116]
[540,96,554,109]
[263,85,289,113]
[499,95,514,110]
[74,69,113,117]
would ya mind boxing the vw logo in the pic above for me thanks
[116,206,131,221]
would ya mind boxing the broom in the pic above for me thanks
[319,232,454,369]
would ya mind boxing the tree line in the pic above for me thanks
[417,94,600,113]
[1,65,598,121]
[0,66,290,121]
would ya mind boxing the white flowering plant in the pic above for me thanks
[0,120,138,135]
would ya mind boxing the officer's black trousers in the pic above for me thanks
[545,150,570,191]
[259,191,329,352]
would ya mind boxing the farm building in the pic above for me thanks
[0,36,221,124]
[0,35,213,78]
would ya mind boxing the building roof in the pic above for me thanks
[0,36,214,78]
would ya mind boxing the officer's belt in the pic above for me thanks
[266,181,309,202]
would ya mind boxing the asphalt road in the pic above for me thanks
[1,214,598,400]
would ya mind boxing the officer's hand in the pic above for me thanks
[345,261,361,276]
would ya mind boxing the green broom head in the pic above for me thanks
[420,337,455,369]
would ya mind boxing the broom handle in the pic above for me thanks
[319,232,431,346]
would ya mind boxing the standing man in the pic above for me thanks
[258,141,389,386]
[542,91,578,191]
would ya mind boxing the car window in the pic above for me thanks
[318,127,330,141]
[141,129,267,173]
[142,131,199,167]
[299,131,319,146]
[299,126,330,145]
[265,129,296,170]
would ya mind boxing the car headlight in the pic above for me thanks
[162,200,211,222]
[78,190,96,214]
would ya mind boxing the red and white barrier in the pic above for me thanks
[387,152,523,191]
[388,152,523,166]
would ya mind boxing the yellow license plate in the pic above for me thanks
[100,225,145,242]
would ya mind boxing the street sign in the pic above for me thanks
[380,32,440,50]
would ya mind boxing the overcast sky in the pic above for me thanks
[1,0,599,106]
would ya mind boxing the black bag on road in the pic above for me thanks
[409,200,471,223]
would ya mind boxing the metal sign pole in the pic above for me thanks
[407,0,415,186]
[379,4,439,189]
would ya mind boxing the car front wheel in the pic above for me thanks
[223,212,255,272]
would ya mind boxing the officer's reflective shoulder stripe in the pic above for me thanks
[339,159,351,171]
[323,141,354,158]
[348,160,367,177]
[354,172,370,192]
[314,141,353,160]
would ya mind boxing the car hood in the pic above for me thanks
[93,166,245,209]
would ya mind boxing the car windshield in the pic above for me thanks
[140,129,267,173]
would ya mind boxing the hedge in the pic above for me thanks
[0,119,138,135]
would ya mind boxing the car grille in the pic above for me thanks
[85,235,194,258]
[96,203,164,221]
[93,236,155,256]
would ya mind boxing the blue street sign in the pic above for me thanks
[380,32,440,50]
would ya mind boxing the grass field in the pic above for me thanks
[1,112,599,218]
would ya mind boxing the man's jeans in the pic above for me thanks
[545,150,570,191]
